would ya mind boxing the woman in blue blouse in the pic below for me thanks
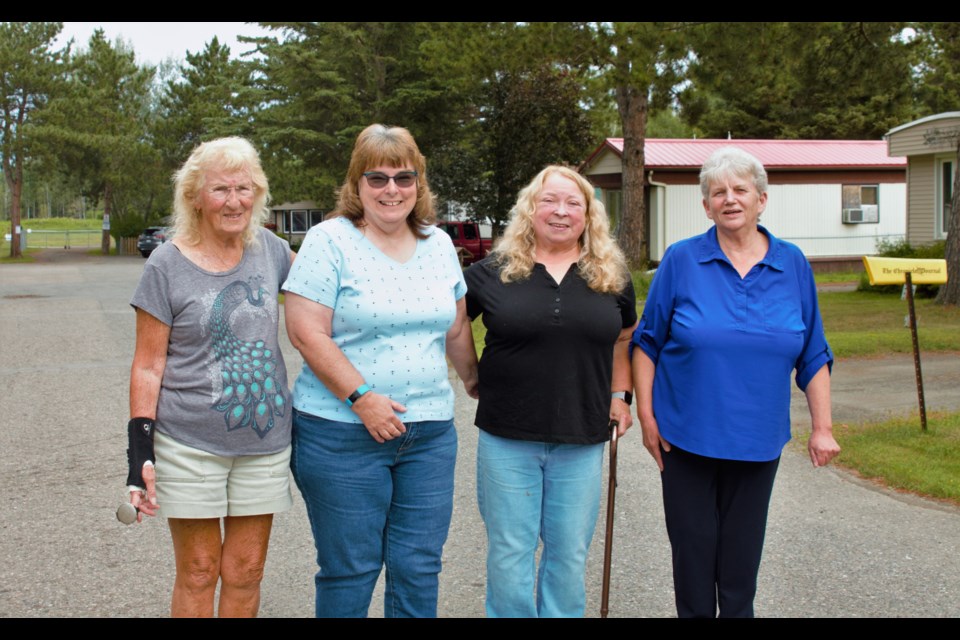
[631,146,841,618]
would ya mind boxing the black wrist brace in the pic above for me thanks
[125,417,156,489]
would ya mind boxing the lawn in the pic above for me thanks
[1,217,103,256]
[834,411,960,505]
[820,290,960,357]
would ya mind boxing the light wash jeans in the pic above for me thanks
[476,429,604,618]
[291,409,457,618]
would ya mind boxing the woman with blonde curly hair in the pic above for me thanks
[464,165,637,617]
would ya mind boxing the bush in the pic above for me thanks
[109,214,150,242]
[631,269,654,302]
[857,239,945,297]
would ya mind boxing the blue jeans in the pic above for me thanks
[476,430,605,618]
[291,410,457,618]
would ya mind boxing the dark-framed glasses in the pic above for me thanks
[363,171,418,189]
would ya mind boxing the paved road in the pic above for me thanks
[1,250,958,618]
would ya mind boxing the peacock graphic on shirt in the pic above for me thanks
[210,277,286,438]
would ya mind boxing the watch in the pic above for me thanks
[345,384,371,407]
[612,391,632,406]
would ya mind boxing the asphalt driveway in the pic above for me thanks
[0,249,957,617]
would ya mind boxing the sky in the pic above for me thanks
[56,22,273,67]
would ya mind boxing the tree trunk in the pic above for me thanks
[101,182,112,255]
[8,165,23,259]
[935,138,960,305]
[615,85,649,269]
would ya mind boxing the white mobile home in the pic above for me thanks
[581,139,907,269]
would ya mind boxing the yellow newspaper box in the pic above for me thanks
[861,256,948,285]
[861,256,947,431]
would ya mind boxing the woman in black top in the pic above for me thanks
[465,165,636,618]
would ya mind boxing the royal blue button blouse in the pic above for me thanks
[631,225,833,462]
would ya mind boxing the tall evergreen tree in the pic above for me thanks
[0,22,67,258]
[155,37,252,171]
[681,22,919,140]
[575,22,691,268]
[245,22,457,207]
[34,30,155,253]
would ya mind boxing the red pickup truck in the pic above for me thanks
[436,221,493,266]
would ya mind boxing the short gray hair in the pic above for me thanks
[699,146,768,198]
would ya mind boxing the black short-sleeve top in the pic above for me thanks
[465,256,637,444]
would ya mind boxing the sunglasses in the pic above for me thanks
[363,171,418,189]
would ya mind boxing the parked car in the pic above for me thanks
[137,226,170,258]
[436,221,493,266]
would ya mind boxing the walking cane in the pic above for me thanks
[600,419,619,618]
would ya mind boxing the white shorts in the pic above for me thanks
[154,431,293,519]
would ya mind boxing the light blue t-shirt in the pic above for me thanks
[283,216,466,423]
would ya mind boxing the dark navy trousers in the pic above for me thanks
[660,445,781,618]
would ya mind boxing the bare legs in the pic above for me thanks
[168,514,274,617]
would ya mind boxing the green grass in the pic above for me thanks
[2,218,104,255]
[819,290,960,357]
[0,247,41,263]
[833,411,960,505]
[814,270,861,284]
[1,218,101,233]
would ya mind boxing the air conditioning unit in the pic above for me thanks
[842,205,879,224]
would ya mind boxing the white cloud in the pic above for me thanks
[56,22,272,67]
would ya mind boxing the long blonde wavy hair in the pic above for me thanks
[492,165,628,294]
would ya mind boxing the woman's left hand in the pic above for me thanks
[803,366,840,467]
[807,429,841,467]
[609,397,633,437]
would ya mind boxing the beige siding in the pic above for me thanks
[584,148,623,176]
[888,116,960,157]
[907,155,937,245]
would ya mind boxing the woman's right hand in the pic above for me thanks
[639,412,671,472]
[351,391,408,443]
[129,463,158,522]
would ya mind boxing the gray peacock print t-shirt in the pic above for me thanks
[130,227,292,457]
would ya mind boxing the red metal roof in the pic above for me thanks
[587,138,906,170]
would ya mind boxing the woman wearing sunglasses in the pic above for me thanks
[282,123,479,617]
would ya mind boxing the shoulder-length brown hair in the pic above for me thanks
[333,124,436,238]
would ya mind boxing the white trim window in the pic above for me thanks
[841,184,879,224]
[283,210,325,234]
[936,155,954,238]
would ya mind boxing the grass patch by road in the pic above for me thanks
[0,247,41,264]
[819,290,960,357]
[814,270,862,284]
[834,411,960,505]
